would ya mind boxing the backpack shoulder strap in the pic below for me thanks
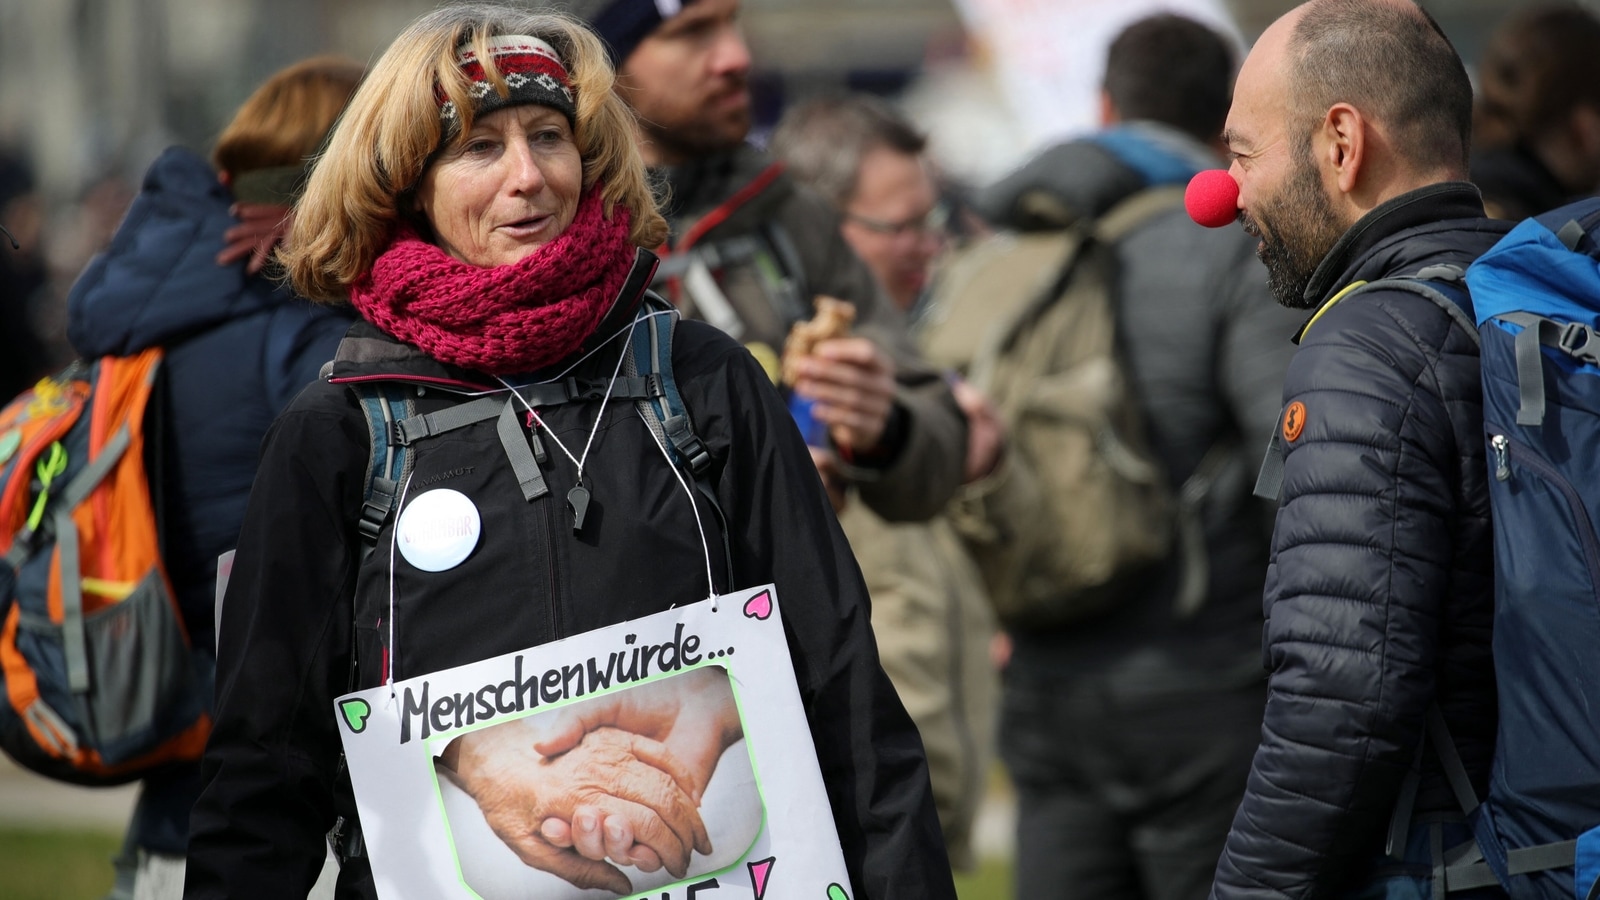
[1350,265,1600,430]
[352,382,549,543]
[349,383,415,554]
[628,295,713,475]
[969,184,1189,390]
[56,350,165,695]
[1358,264,1478,346]
[1496,311,1600,426]
[1092,184,1189,245]
[627,296,733,592]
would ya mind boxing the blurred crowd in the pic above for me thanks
[7,4,1600,402]
[2,2,1599,899]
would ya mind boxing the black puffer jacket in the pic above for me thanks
[183,253,952,900]
[1212,184,1511,900]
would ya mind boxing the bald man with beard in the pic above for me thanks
[1212,2,1510,898]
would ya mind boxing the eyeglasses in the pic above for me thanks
[843,201,951,238]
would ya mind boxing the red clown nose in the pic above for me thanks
[1185,169,1240,228]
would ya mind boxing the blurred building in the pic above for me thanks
[0,0,1590,209]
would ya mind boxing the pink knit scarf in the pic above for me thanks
[349,189,635,375]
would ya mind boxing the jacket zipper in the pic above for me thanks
[1487,427,1600,611]
[529,412,561,639]
[545,491,561,638]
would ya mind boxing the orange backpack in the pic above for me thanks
[0,348,209,784]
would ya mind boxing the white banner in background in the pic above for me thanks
[335,585,851,900]
[949,0,1241,155]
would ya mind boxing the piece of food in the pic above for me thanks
[781,296,856,387]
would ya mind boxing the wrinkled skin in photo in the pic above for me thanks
[440,721,711,893]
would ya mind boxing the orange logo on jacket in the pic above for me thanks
[1283,401,1307,442]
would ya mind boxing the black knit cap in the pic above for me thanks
[546,0,702,68]
[438,35,578,143]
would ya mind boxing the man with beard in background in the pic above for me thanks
[550,0,968,525]
[1211,1,1511,898]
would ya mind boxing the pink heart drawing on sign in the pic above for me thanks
[743,590,773,621]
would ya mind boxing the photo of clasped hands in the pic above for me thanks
[435,666,745,894]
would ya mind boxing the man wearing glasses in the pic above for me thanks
[785,100,955,314]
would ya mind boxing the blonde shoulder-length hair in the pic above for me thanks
[282,4,668,303]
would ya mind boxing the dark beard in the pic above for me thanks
[1246,156,1345,310]
[634,78,753,164]
[642,112,749,162]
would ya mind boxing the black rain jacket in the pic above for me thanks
[182,251,953,900]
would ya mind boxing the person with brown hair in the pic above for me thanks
[63,55,365,900]
[1470,3,1600,221]
[209,56,373,274]
[544,0,968,533]
[181,6,951,900]
[913,15,1294,899]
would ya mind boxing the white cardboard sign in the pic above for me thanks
[334,585,852,900]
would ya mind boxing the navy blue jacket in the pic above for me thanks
[66,146,353,852]
[1212,184,1511,900]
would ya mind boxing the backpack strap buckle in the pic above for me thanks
[663,414,711,476]
[1558,321,1600,364]
[358,477,400,544]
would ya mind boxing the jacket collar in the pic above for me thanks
[1293,182,1507,343]
[328,246,660,390]
[1302,182,1485,306]
[68,146,286,358]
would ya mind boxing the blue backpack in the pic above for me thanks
[1356,199,1600,900]
[1450,198,1600,900]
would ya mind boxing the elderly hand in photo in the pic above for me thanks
[437,719,710,893]
[529,668,744,874]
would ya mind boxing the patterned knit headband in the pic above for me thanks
[439,34,577,142]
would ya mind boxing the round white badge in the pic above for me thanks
[395,488,482,572]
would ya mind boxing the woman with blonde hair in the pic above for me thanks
[183,6,951,900]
